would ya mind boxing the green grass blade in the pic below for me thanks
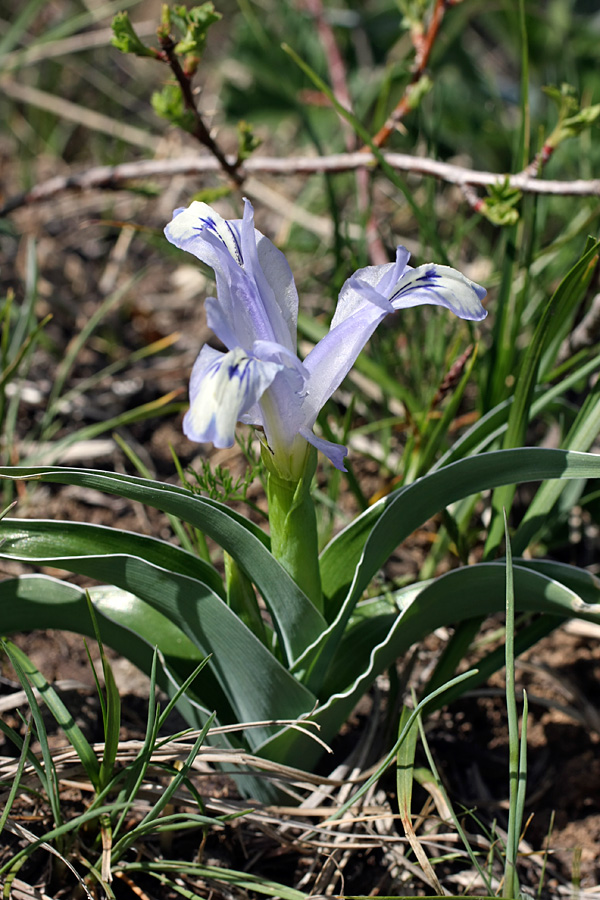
[435,346,600,471]
[0,0,49,66]
[416,712,494,894]
[1,640,63,827]
[2,639,101,789]
[121,860,307,900]
[22,394,183,467]
[0,720,33,834]
[323,669,479,824]
[84,594,121,792]
[503,511,520,899]
[112,714,216,859]
[40,278,137,434]
[484,238,600,558]
[415,345,478,478]
[396,705,445,894]
[513,371,600,554]
[0,313,52,393]
[0,801,131,879]
[112,650,162,840]
[112,430,196,554]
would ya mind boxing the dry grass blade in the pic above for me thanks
[2,820,94,900]
[1,20,157,70]
[1,78,160,150]
[8,878,55,900]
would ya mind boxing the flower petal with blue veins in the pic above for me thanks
[389,263,487,321]
[183,346,283,447]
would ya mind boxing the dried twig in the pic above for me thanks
[302,0,388,264]
[369,0,458,149]
[2,151,598,217]
[154,28,243,185]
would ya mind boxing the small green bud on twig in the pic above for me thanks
[172,3,222,57]
[111,11,157,58]
[237,121,262,162]
[543,83,600,149]
[482,179,522,226]
[152,83,197,133]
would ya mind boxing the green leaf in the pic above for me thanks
[237,120,262,161]
[482,179,522,226]
[2,639,101,788]
[0,518,225,597]
[111,11,156,57]
[320,447,600,616]
[172,3,221,56]
[0,541,316,748]
[512,367,600,554]
[85,594,121,792]
[543,83,600,146]
[152,83,196,133]
[0,467,326,665]
[0,575,224,727]
[484,238,600,557]
[260,557,600,771]
[416,344,479,478]
[396,705,444,894]
[434,344,600,471]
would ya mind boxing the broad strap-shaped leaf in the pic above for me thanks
[0,518,225,598]
[0,552,316,751]
[0,466,326,665]
[320,354,600,617]
[320,447,600,612]
[514,558,600,609]
[259,559,600,769]
[0,574,226,727]
[0,576,297,799]
[312,448,600,692]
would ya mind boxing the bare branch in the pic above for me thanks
[301,0,388,264]
[155,28,243,185]
[370,0,454,148]
[2,152,599,217]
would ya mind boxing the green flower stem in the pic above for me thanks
[263,445,323,612]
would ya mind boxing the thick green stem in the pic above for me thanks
[263,444,322,612]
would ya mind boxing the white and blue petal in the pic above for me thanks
[302,297,391,429]
[170,197,488,475]
[299,426,348,472]
[165,200,299,354]
[238,199,298,352]
[389,263,487,321]
[331,247,410,329]
[183,345,282,448]
[165,201,244,272]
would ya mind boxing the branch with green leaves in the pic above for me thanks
[111,5,248,184]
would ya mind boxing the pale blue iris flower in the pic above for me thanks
[165,199,487,478]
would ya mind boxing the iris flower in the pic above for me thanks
[165,199,487,479]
